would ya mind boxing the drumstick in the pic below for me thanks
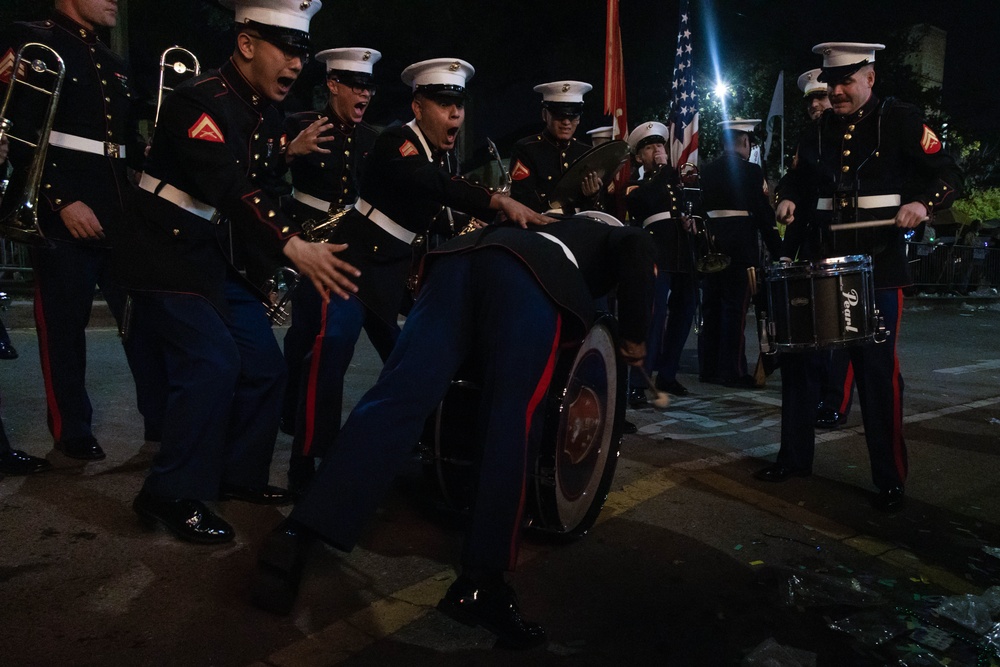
[635,366,671,409]
[828,218,897,231]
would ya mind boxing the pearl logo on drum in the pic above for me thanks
[842,288,859,333]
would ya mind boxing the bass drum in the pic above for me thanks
[422,314,626,539]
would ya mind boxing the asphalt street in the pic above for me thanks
[1,297,1000,666]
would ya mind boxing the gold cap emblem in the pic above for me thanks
[561,83,571,93]
[449,62,460,72]
[363,51,371,61]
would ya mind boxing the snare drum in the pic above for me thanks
[423,314,625,538]
[765,255,878,350]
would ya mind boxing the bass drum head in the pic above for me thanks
[531,315,625,538]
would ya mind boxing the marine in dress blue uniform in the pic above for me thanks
[277,47,390,490]
[253,216,655,648]
[0,1,145,460]
[624,121,695,400]
[0,139,52,477]
[509,81,599,213]
[755,43,962,511]
[116,0,361,544]
[279,57,554,493]
[782,69,855,429]
[697,119,782,386]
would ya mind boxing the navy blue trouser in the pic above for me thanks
[281,280,398,458]
[292,249,562,572]
[777,288,906,491]
[630,269,696,389]
[698,263,751,382]
[31,241,136,443]
[130,279,285,499]
[819,348,855,418]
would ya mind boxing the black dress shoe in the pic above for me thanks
[287,456,316,498]
[55,436,105,461]
[627,386,648,408]
[753,464,812,483]
[133,489,234,544]
[438,575,546,650]
[656,377,689,396]
[251,520,316,615]
[721,375,757,389]
[622,419,638,435]
[0,449,53,475]
[0,340,18,360]
[871,486,904,512]
[815,407,844,429]
[220,484,292,505]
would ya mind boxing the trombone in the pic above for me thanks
[678,162,730,274]
[154,46,200,129]
[0,43,65,247]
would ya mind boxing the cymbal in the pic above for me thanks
[548,140,630,211]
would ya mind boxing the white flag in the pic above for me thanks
[763,71,783,161]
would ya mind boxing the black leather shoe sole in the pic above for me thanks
[251,525,314,615]
[220,485,292,506]
[133,494,234,545]
[55,438,106,461]
[753,465,812,483]
[437,596,547,650]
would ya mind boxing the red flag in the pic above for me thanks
[604,0,630,217]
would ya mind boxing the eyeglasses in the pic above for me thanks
[247,34,310,65]
[332,78,376,96]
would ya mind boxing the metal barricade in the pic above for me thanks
[907,241,1000,294]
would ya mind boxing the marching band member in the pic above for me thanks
[278,46,388,494]
[756,43,962,512]
[784,68,855,430]
[0,0,148,461]
[624,121,695,402]
[509,80,602,212]
[251,215,655,649]
[274,56,552,495]
[696,119,781,388]
[116,0,360,544]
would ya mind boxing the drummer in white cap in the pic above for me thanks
[509,80,602,212]
[760,42,962,512]
[279,45,384,492]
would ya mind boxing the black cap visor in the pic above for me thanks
[636,136,667,151]
[818,59,870,84]
[414,84,467,102]
[329,70,375,89]
[242,20,311,56]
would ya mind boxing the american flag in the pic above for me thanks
[669,0,699,168]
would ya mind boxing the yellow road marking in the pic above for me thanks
[254,455,981,665]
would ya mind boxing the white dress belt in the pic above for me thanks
[642,211,672,227]
[139,173,217,221]
[49,130,126,159]
[535,232,579,268]
[354,198,416,244]
[292,188,332,214]
[706,209,749,218]
[816,194,901,210]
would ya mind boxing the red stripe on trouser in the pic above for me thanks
[508,314,562,570]
[890,289,907,482]
[839,363,855,414]
[33,281,62,441]
[301,298,330,455]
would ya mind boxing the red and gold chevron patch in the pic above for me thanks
[0,48,15,84]
[188,113,224,143]
[399,140,419,157]
[511,159,530,181]
[920,125,941,154]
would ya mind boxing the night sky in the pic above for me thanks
[4,0,998,157]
